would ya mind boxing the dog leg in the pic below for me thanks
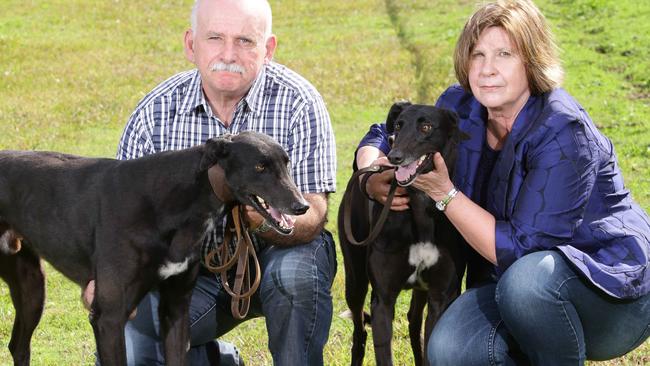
[0,247,45,366]
[370,290,399,366]
[158,262,199,366]
[407,290,427,366]
[90,270,132,366]
[342,245,370,366]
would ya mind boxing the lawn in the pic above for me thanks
[0,0,648,364]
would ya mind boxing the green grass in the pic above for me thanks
[1,0,649,364]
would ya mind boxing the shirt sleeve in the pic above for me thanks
[357,123,391,154]
[494,116,599,269]
[116,108,156,160]
[287,95,336,194]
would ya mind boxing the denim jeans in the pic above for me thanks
[427,250,650,365]
[122,230,337,366]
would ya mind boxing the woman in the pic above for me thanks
[356,0,650,364]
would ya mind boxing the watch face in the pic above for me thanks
[436,201,445,211]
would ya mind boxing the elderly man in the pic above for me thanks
[86,0,337,364]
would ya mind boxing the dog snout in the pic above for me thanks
[387,150,404,165]
[292,201,310,215]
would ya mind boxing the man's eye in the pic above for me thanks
[238,38,255,47]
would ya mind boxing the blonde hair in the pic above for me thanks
[454,0,563,95]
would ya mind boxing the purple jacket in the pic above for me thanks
[359,85,650,299]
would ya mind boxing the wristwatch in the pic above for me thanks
[249,219,272,234]
[435,187,459,211]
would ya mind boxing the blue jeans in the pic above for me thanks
[123,230,337,365]
[427,250,650,365]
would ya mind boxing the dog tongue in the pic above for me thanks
[395,160,419,182]
[269,207,296,229]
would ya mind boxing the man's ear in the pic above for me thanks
[264,34,277,64]
[199,137,231,171]
[184,29,196,64]
[385,100,411,133]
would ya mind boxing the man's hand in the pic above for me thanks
[82,280,137,319]
[242,205,265,231]
[82,280,94,311]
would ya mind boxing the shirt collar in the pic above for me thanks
[243,64,267,118]
[177,70,208,115]
[178,66,267,118]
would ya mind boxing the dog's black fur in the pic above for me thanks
[0,131,308,365]
[338,102,471,366]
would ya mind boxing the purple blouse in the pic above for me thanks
[358,85,650,299]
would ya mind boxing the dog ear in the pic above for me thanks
[199,137,232,171]
[441,109,470,142]
[385,100,411,133]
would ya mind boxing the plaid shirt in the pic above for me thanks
[116,62,336,264]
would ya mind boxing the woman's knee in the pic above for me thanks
[427,323,464,365]
[496,251,565,310]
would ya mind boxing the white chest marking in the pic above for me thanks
[407,242,439,285]
[158,258,190,280]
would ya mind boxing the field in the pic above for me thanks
[1,0,649,364]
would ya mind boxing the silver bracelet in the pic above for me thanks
[435,187,459,212]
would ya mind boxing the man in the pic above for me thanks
[85,0,337,364]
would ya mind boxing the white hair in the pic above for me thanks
[190,0,273,38]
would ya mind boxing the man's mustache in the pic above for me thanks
[210,62,245,74]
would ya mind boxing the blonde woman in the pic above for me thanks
[357,1,650,364]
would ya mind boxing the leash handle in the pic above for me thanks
[342,165,398,246]
[204,205,262,319]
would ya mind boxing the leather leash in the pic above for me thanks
[342,165,398,246]
[204,205,261,319]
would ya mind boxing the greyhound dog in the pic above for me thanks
[0,131,308,366]
[339,102,471,366]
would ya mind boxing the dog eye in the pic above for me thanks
[255,163,265,172]
[394,122,402,132]
[420,123,432,133]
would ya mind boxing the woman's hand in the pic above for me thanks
[364,157,410,211]
[412,152,455,201]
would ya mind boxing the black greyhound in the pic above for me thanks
[338,102,471,366]
[0,131,308,366]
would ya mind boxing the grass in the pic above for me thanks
[0,0,649,364]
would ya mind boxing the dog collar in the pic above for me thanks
[435,187,458,211]
[208,165,233,203]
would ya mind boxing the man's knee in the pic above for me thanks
[259,233,335,304]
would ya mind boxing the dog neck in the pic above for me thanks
[207,165,233,203]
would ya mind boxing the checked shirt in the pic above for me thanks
[116,61,336,264]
